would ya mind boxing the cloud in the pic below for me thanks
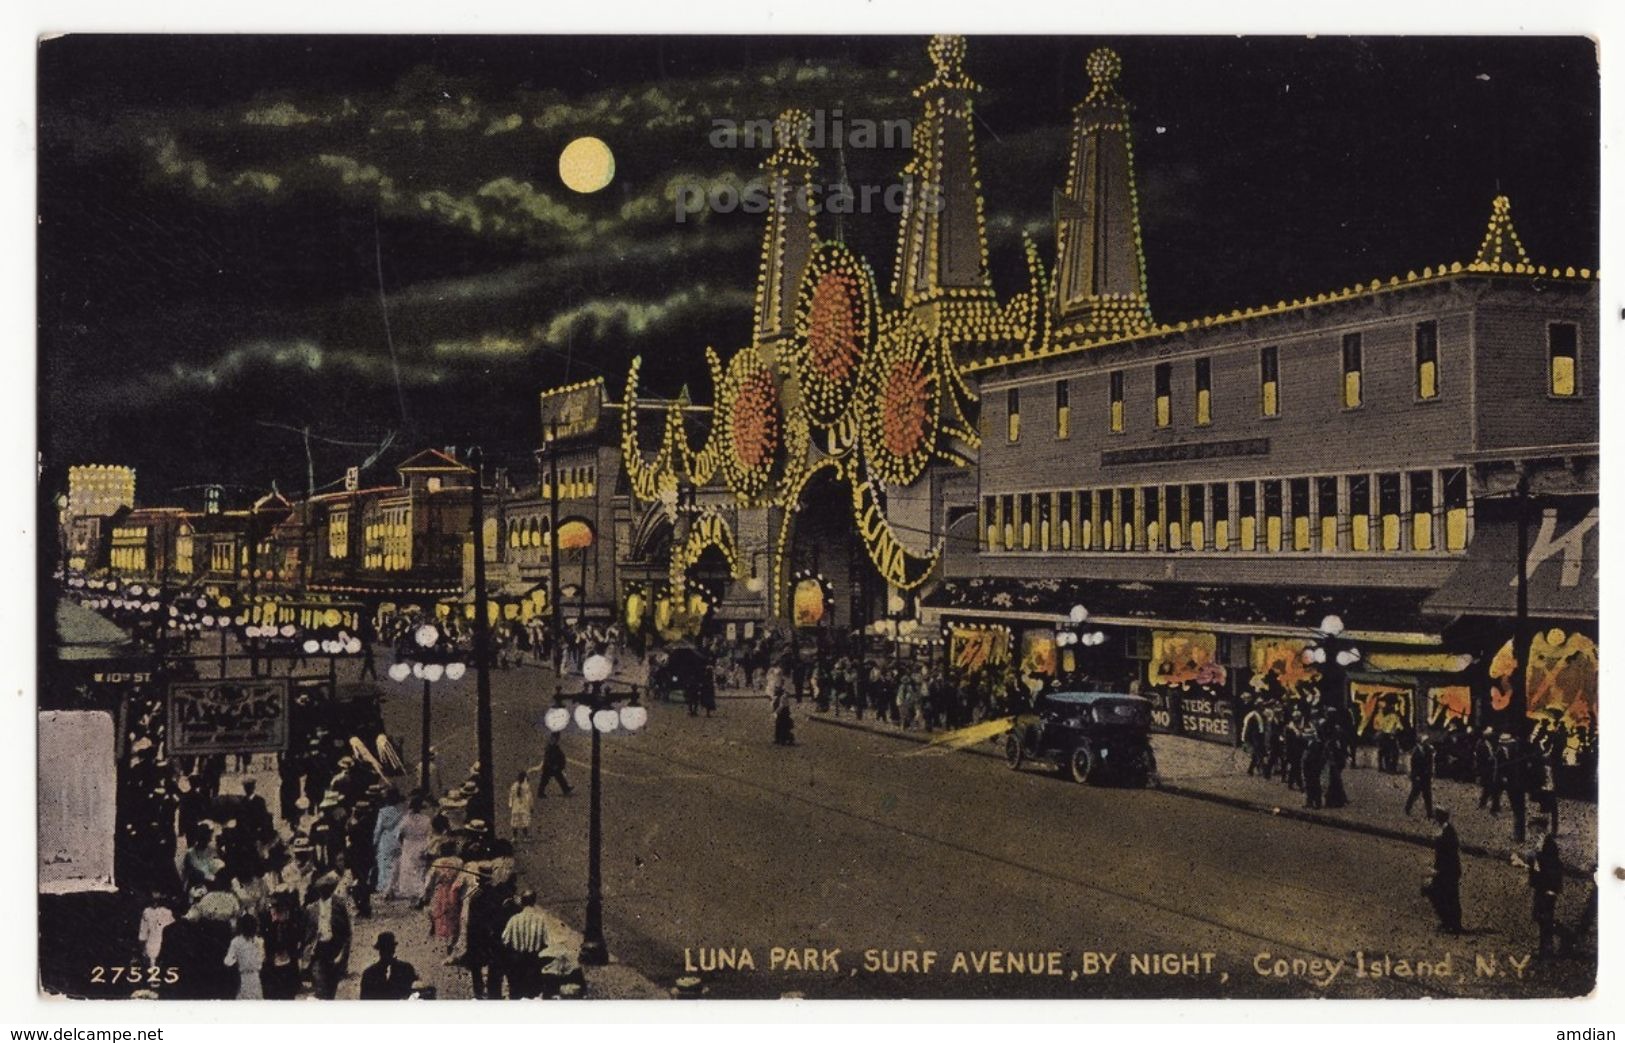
[536,285,754,348]
[430,332,531,359]
[484,113,524,136]
[244,101,318,127]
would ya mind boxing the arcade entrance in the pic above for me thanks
[785,469,883,634]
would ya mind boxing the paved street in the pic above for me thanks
[361,653,1595,1000]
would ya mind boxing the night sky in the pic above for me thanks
[36,35,1599,505]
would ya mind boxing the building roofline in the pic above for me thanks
[965,264,1597,377]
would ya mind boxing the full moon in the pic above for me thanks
[559,136,615,194]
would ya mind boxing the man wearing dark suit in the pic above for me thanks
[1426,809,1462,934]
[358,931,417,999]
[1405,735,1435,818]
[304,874,352,999]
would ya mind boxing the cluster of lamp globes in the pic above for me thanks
[541,654,649,735]
[385,623,468,684]
[1056,604,1107,648]
[1301,615,1362,667]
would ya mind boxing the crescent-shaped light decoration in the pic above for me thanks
[620,356,673,504]
[859,324,941,487]
[788,241,876,427]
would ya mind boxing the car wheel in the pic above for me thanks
[1068,744,1095,784]
[1004,733,1024,770]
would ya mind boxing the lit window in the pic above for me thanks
[1109,371,1125,432]
[1119,488,1136,550]
[1549,323,1578,397]
[1056,381,1071,439]
[1378,473,1402,551]
[1058,491,1073,549]
[1415,321,1439,400]
[1080,491,1095,550]
[1317,477,1338,552]
[1166,485,1184,550]
[1238,483,1257,551]
[1001,494,1015,550]
[984,496,998,550]
[1187,484,1206,550]
[1211,483,1230,551]
[1342,333,1363,409]
[1349,475,1371,552]
[1154,363,1172,428]
[1020,493,1033,550]
[1443,468,1469,551]
[1290,478,1311,551]
[1039,494,1053,550]
[1194,358,1212,425]
[1007,388,1021,442]
[1410,471,1435,551]
[1263,480,1283,552]
[1144,486,1162,550]
[1260,347,1279,417]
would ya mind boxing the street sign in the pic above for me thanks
[168,678,290,754]
[344,466,359,492]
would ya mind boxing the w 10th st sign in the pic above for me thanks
[168,679,289,754]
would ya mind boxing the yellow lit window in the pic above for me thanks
[1239,517,1256,549]
[1147,520,1160,548]
[1446,508,1468,551]
[1190,520,1205,551]
[1262,381,1278,416]
[1413,513,1434,551]
[1168,522,1183,551]
[1110,400,1124,432]
[1057,406,1070,439]
[1352,516,1369,551]
[1060,521,1071,549]
[1549,323,1578,397]
[1260,347,1280,416]
[1320,515,1337,552]
[1214,518,1229,551]
[1381,515,1400,551]
[1293,515,1310,551]
[1007,388,1021,442]
[1418,360,1438,400]
[1266,516,1283,552]
[1342,334,1363,409]
[1156,397,1171,427]
[1109,371,1125,433]
[1154,363,1172,428]
[1196,389,1211,426]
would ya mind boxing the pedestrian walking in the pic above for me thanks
[359,931,418,999]
[536,732,573,797]
[1521,819,1564,958]
[1475,728,1501,813]
[1241,702,1266,776]
[1301,729,1326,809]
[772,690,796,746]
[303,874,351,1000]
[371,789,405,899]
[1424,809,1462,934]
[508,771,535,838]
[1284,714,1306,791]
[359,641,377,681]
[223,915,265,999]
[500,891,550,999]
[1405,734,1435,818]
[1325,721,1349,808]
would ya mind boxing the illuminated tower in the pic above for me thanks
[891,35,996,336]
[753,109,819,358]
[1052,47,1154,340]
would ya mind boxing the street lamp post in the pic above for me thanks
[1302,614,1360,714]
[387,622,470,795]
[543,652,647,968]
[1054,604,1107,683]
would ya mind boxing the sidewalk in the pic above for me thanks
[217,760,666,1000]
[804,711,1598,876]
[337,894,666,1000]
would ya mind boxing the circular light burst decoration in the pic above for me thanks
[860,326,940,486]
[718,348,784,500]
[790,242,875,426]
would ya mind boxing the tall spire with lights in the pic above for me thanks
[1469,195,1532,271]
[1052,47,1153,339]
[754,109,818,351]
[891,35,995,319]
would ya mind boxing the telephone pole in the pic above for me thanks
[546,420,563,677]
[469,447,496,825]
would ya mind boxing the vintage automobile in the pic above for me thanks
[1003,689,1158,785]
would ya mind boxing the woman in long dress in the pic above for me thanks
[392,795,433,900]
[223,915,265,1000]
[423,843,466,953]
[371,789,406,898]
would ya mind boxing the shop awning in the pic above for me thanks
[1423,507,1598,621]
[922,577,1437,639]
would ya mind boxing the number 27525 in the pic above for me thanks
[91,965,179,985]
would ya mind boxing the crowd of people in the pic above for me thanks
[126,700,583,1000]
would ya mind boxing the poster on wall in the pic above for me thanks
[38,711,117,894]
